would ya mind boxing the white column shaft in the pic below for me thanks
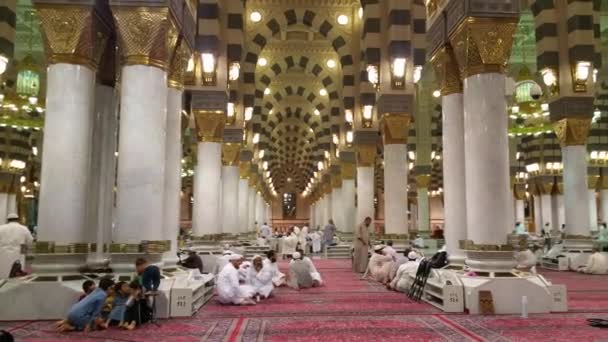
[248,187,256,230]
[38,64,95,243]
[0,193,8,223]
[238,179,249,233]
[384,144,408,235]
[193,142,222,235]
[331,188,343,231]
[163,88,182,258]
[533,196,542,232]
[589,189,598,231]
[342,179,356,232]
[562,145,590,236]
[356,166,374,225]
[601,190,608,224]
[116,65,167,242]
[442,93,467,256]
[540,194,553,233]
[417,188,430,234]
[7,194,16,218]
[255,193,264,225]
[221,166,239,234]
[514,199,525,226]
[463,73,511,244]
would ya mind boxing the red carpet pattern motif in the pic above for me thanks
[1,259,608,341]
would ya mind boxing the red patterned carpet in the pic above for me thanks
[2,260,608,341]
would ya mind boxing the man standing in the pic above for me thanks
[0,213,33,279]
[353,217,372,273]
[323,219,336,248]
[260,222,272,241]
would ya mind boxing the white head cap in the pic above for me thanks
[374,245,385,252]
[292,252,301,259]
[408,251,419,260]
[223,250,233,255]
[228,254,243,261]
[7,213,18,220]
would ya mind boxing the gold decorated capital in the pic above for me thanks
[355,144,376,167]
[331,175,342,189]
[341,162,356,180]
[513,184,526,200]
[35,5,108,70]
[588,175,600,190]
[449,17,518,79]
[553,118,591,147]
[222,143,241,166]
[381,113,411,145]
[555,183,564,195]
[430,46,462,96]
[599,176,608,190]
[239,162,251,179]
[0,171,19,194]
[537,181,554,195]
[248,174,258,187]
[415,174,432,188]
[112,7,177,70]
[323,181,332,195]
[194,111,225,143]
[168,38,191,89]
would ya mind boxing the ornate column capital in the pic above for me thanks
[341,162,356,180]
[380,113,411,145]
[331,174,342,189]
[239,161,251,179]
[430,45,462,96]
[248,173,258,187]
[536,179,554,195]
[222,143,241,166]
[555,182,564,195]
[599,176,608,190]
[194,111,225,143]
[553,118,591,147]
[588,175,600,190]
[112,7,177,70]
[168,37,191,90]
[355,144,376,167]
[415,174,432,189]
[513,184,526,200]
[449,17,518,79]
[35,5,111,70]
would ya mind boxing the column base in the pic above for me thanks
[464,250,517,272]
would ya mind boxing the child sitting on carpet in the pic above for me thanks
[122,280,153,330]
[79,280,96,301]
[105,281,131,328]
[56,277,115,332]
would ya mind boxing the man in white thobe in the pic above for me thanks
[216,254,256,305]
[248,255,274,300]
[515,247,537,270]
[389,251,421,291]
[579,248,608,275]
[309,230,322,253]
[260,222,272,239]
[0,213,33,279]
[383,241,398,260]
[282,229,298,258]
[216,250,234,274]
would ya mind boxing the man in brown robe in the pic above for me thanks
[353,217,372,273]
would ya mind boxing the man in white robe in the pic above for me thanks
[216,250,234,274]
[579,248,608,275]
[0,214,33,278]
[364,245,394,284]
[248,255,274,300]
[383,241,398,260]
[389,251,420,291]
[291,252,323,286]
[515,247,537,270]
[287,252,317,289]
[216,255,256,305]
[299,226,309,255]
[282,229,298,258]
[263,250,285,286]
[309,230,322,253]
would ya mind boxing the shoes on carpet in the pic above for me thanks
[587,319,608,328]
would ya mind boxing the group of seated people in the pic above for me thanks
[216,249,323,306]
[56,258,159,332]
[363,241,423,292]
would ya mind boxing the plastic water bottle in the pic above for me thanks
[521,296,528,318]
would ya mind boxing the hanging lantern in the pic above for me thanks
[16,55,40,99]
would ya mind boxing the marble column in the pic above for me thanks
[533,194,542,232]
[381,114,410,235]
[255,192,264,225]
[537,180,553,234]
[238,162,251,233]
[416,175,431,236]
[7,194,16,216]
[514,199,525,226]
[588,177,599,231]
[0,192,8,223]
[88,83,117,264]
[355,144,376,225]
[600,177,608,224]
[331,186,343,232]
[163,81,184,262]
[341,161,356,233]
[221,144,240,235]
[37,63,95,243]
[192,110,225,236]
[248,178,257,231]
[559,140,591,236]
[431,47,466,259]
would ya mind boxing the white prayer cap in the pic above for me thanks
[228,254,243,261]
[223,250,233,255]
[373,245,385,251]
[292,252,301,259]
[408,251,419,260]
[6,213,18,220]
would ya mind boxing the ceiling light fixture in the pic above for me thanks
[319,89,327,96]
[337,14,349,25]
[258,57,267,66]
[250,11,262,23]
[326,59,336,69]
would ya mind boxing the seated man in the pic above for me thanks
[382,241,398,260]
[389,251,420,292]
[216,249,234,273]
[364,245,394,285]
[135,258,161,292]
[579,248,608,275]
[247,255,274,301]
[217,254,256,305]
[291,250,323,286]
[515,247,537,270]
[179,251,203,273]
[287,252,316,289]
[263,250,286,287]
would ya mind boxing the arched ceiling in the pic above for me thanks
[244,1,359,194]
